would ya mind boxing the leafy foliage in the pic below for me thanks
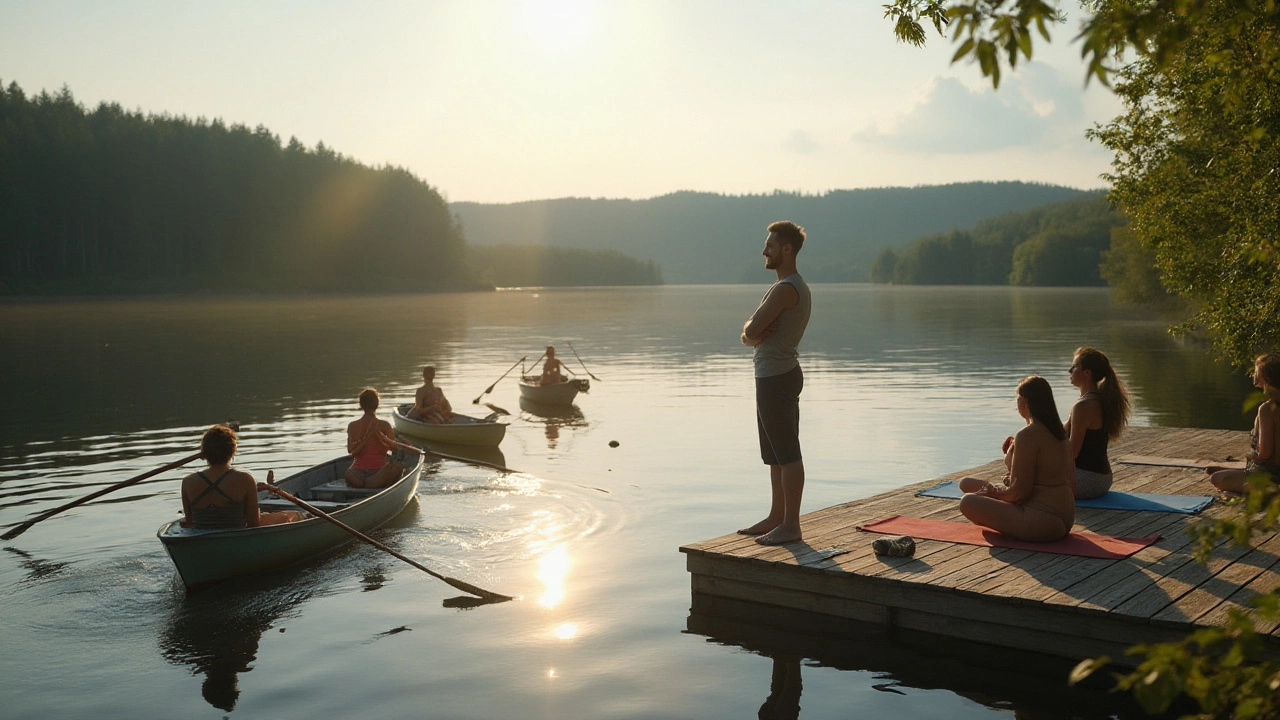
[0,81,483,295]
[875,193,1121,285]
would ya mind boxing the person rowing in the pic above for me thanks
[539,345,569,386]
[408,366,456,424]
[346,387,421,489]
[180,425,303,529]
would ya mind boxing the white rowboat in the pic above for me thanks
[157,451,423,589]
[517,377,588,406]
[392,404,507,446]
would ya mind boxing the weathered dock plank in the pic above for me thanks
[682,426,1279,665]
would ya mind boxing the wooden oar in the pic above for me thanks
[262,485,514,603]
[473,356,527,404]
[567,343,600,381]
[2,424,241,541]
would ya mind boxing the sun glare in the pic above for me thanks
[519,0,594,48]
[537,543,571,608]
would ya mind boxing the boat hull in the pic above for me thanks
[518,377,586,406]
[157,452,423,589]
[392,404,507,446]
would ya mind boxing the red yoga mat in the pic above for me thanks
[858,515,1160,560]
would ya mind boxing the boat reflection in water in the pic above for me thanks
[687,594,1156,719]
[518,398,587,450]
[159,579,313,712]
[400,438,508,472]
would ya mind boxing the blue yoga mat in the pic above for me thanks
[916,481,1214,514]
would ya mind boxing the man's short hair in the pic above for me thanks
[359,387,380,411]
[768,221,806,254]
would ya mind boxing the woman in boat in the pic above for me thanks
[408,366,455,424]
[346,387,419,489]
[957,376,1076,542]
[1208,355,1280,493]
[180,425,302,529]
[539,345,566,385]
[1064,346,1131,499]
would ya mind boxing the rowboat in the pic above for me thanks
[392,404,507,446]
[518,376,588,406]
[157,451,423,589]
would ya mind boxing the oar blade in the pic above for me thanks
[443,575,515,603]
[1,522,33,541]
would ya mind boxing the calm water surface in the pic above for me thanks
[0,285,1251,719]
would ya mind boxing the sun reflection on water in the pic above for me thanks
[553,623,578,640]
[537,544,570,609]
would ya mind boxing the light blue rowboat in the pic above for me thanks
[517,376,588,406]
[392,403,507,446]
[157,450,423,590]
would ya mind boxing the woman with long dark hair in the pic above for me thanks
[1065,346,1131,499]
[957,376,1076,542]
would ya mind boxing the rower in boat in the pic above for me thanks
[347,387,421,489]
[180,425,303,529]
[407,365,455,424]
[539,346,567,386]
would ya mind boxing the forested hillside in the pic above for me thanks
[870,193,1124,286]
[468,245,662,287]
[0,82,484,295]
[451,182,1089,284]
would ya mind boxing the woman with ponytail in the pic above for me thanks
[1065,347,1131,499]
[1209,355,1280,493]
[957,376,1076,542]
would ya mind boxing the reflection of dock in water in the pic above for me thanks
[683,427,1280,667]
[687,595,1143,718]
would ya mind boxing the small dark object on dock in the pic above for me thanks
[872,535,915,558]
[609,440,620,448]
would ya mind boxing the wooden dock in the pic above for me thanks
[681,427,1280,665]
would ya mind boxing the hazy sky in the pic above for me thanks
[1,0,1120,203]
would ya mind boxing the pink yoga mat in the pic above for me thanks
[858,515,1160,559]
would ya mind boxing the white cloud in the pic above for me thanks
[783,129,819,155]
[852,62,1088,155]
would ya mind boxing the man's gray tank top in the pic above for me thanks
[753,273,811,378]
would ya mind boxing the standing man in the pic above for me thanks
[739,221,811,545]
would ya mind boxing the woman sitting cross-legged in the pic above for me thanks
[957,376,1077,542]
[1065,346,1131,499]
[1209,354,1280,494]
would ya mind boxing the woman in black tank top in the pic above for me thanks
[1065,347,1130,499]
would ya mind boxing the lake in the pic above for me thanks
[0,285,1251,719]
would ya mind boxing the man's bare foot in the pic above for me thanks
[755,526,801,545]
[737,518,780,536]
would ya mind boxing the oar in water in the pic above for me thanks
[567,343,600,381]
[263,485,514,604]
[2,423,240,541]
[473,356,528,404]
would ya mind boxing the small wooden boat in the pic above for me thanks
[518,376,588,406]
[392,404,507,446]
[157,451,423,589]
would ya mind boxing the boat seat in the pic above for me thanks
[257,497,348,513]
[308,481,382,503]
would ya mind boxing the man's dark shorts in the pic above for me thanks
[756,364,803,466]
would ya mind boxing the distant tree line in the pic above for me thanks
[0,81,484,295]
[453,182,1088,284]
[869,193,1125,286]
[468,245,662,288]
